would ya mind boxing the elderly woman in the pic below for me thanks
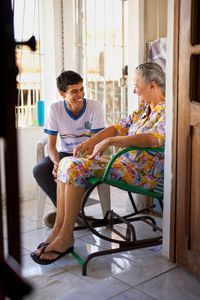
[31,62,166,264]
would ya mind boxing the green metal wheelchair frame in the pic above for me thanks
[74,146,164,276]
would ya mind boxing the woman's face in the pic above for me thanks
[133,72,152,103]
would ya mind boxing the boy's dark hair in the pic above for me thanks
[56,70,83,92]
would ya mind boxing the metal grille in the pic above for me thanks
[14,0,41,127]
[74,0,128,126]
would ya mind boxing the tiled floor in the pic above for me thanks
[4,187,200,300]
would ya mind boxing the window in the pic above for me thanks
[13,0,41,127]
[74,0,128,126]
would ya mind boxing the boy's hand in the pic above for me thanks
[73,140,94,157]
[52,162,59,179]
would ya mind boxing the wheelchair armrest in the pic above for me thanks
[36,136,48,162]
[102,146,164,181]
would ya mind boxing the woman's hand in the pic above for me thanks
[89,138,110,159]
[73,140,95,157]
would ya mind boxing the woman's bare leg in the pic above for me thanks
[44,181,66,243]
[40,183,84,260]
[35,181,66,256]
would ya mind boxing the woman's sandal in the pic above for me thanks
[31,244,74,265]
[37,242,50,249]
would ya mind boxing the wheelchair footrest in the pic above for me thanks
[106,210,137,242]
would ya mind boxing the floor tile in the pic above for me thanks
[64,244,141,281]
[21,198,54,222]
[53,239,114,280]
[2,238,29,257]
[119,245,163,263]
[109,287,156,300]
[22,252,67,278]
[136,267,200,300]
[112,255,176,286]
[21,216,38,233]
[13,191,200,300]
[59,277,130,300]
[24,269,89,300]
[21,227,51,252]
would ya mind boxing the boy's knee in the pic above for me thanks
[33,162,50,180]
[33,163,42,180]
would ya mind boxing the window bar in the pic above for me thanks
[94,0,97,103]
[94,0,98,102]
[21,89,25,127]
[121,0,125,118]
[27,89,32,127]
[76,0,83,75]
[112,78,115,124]
[33,88,37,125]
[103,0,106,121]
[83,0,87,78]
[112,0,115,124]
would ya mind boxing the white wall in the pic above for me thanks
[63,0,75,71]
[17,127,44,201]
[162,0,174,257]
[1,128,44,202]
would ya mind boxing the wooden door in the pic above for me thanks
[176,0,200,276]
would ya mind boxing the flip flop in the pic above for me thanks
[30,244,74,265]
[37,242,50,249]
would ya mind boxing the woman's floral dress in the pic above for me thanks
[57,102,165,190]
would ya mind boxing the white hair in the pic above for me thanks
[136,63,165,94]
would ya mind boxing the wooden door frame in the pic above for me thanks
[171,0,200,275]
[170,0,193,263]
[175,0,192,266]
[169,0,180,262]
